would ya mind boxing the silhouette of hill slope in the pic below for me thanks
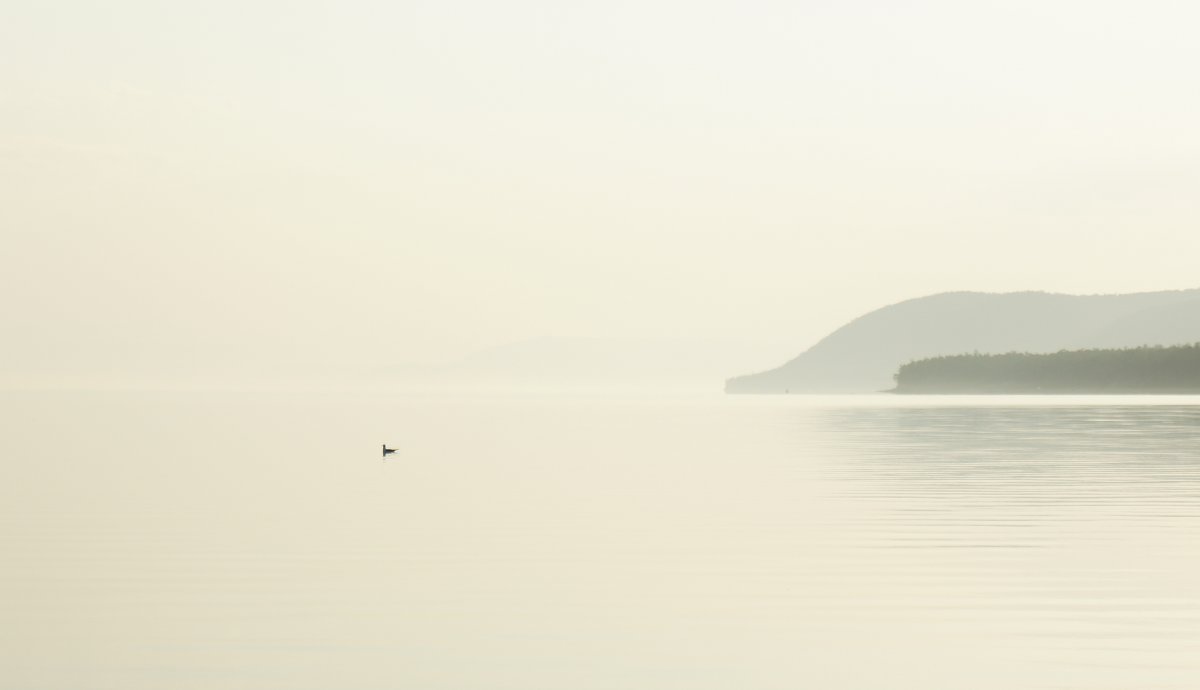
[725,289,1200,393]
[379,337,794,390]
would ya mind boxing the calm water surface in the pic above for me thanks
[4,391,1200,689]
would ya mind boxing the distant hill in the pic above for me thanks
[726,289,1200,394]
[383,337,794,391]
[892,344,1200,394]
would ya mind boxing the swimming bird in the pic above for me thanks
[382,444,397,458]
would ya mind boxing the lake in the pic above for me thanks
[4,390,1200,689]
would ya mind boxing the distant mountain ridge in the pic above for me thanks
[726,288,1200,394]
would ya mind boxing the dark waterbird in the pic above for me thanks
[382,444,397,458]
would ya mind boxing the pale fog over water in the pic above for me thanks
[5,391,1200,689]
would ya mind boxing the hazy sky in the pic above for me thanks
[5,1,1200,385]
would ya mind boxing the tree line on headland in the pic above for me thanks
[891,343,1200,394]
[726,289,1200,394]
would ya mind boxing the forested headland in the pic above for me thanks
[725,288,1200,394]
[891,344,1200,394]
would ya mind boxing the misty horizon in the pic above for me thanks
[8,3,1200,689]
[8,3,1200,392]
